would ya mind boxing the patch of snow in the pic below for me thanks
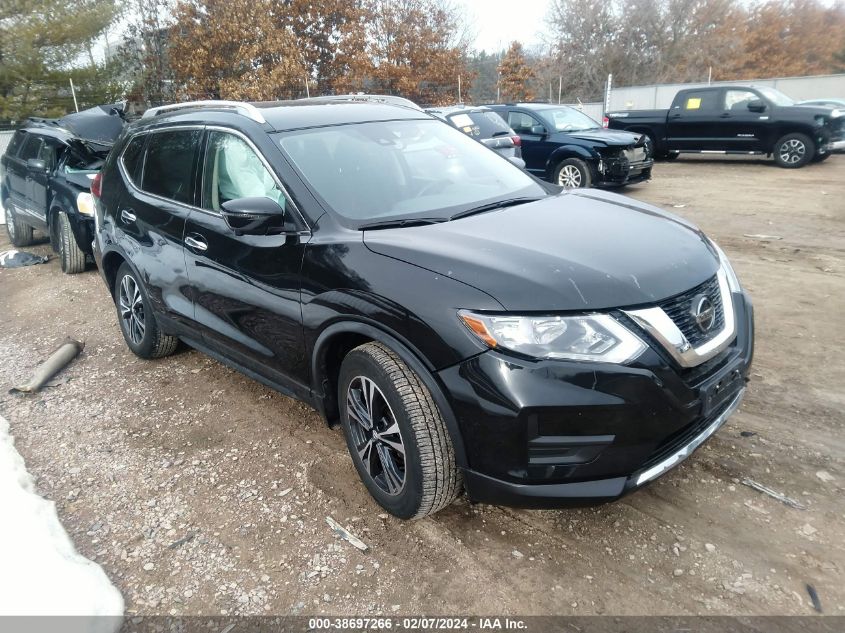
[0,415,123,630]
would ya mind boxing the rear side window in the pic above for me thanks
[448,111,511,139]
[678,91,719,112]
[141,130,202,204]
[120,134,147,184]
[18,134,43,161]
[5,131,25,157]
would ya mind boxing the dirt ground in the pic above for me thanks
[1,154,843,617]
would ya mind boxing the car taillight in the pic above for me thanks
[90,172,102,199]
[511,135,521,147]
[602,116,609,128]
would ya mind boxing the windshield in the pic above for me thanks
[277,119,545,225]
[757,87,794,106]
[542,107,601,132]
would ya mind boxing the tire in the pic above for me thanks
[4,202,35,247]
[664,152,680,161]
[812,152,831,163]
[338,342,461,519]
[113,262,179,359]
[56,211,86,274]
[641,134,655,160]
[773,133,814,168]
[553,158,591,188]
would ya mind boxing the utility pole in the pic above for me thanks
[458,75,462,104]
[496,72,500,102]
[304,76,310,98]
[69,78,79,112]
[558,76,562,104]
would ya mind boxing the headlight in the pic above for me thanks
[708,239,742,292]
[831,109,843,118]
[459,311,647,363]
[77,192,95,216]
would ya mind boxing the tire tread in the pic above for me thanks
[58,211,86,274]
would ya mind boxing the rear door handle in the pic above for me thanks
[120,209,137,223]
[184,234,208,252]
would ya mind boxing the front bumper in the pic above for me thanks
[438,291,753,508]
[595,157,654,187]
[824,139,845,153]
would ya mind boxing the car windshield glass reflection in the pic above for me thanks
[276,120,545,225]
[545,108,601,132]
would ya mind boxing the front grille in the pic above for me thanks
[657,274,724,347]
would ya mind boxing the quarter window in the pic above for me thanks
[141,129,202,204]
[201,131,286,212]
[121,134,147,184]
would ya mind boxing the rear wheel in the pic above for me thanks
[339,342,461,519]
[56,211,86,274]
[553,158,591,188]
[812,152,831,163]
[664,152,680,161]
[5,203,35,247]
[773,133,814,168]
[113,262,179,359]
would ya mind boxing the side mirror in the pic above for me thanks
[220,197,291,236]
[530,124,547,136]
[747,99,766,113]
[507,156,526,169]
[27,158,47,171]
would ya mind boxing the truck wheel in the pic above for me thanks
[641,134,655,159]
[664,152,680,161]
[57,211,86,274]
[114,262,179,359]
[812,152,831,163]
[774,133,814,168]
[554,158,591,188]
[5,203,35,247]
[338,342,461,519]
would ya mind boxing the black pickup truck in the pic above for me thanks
[607,86,845,168]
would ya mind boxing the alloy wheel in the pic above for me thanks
[6,207,16,240]
[346,376,406,495]
[779,139,805,165]
[118,274,146,345]
[558,164,582,187]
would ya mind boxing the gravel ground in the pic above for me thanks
[0,154,843,616]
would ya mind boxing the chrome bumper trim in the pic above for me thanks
[634,388,745,486]
[824,139,845,152]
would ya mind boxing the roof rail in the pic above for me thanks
[141,100,266,124]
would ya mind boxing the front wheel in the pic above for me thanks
[339,342,461,519]
[553,158,591,188]
[113,263,179,359]
[56,211,86,274]
[773,133,814,168]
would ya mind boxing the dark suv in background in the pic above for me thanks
[486,103,652,188]
[1,105,124,272]
[93,99,752,520]
[425,105,524,167]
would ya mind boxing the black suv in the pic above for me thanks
[486,103,653,188]
[93,100,753,519]
[1,105,124,272]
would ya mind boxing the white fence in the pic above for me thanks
[608,73,845,111]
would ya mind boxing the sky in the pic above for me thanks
[456,0,552,53]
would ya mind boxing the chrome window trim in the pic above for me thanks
[623,268,736,368]
[203,125,310,231]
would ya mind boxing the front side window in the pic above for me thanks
[18,135,43,161]
[756,87,794,107]
[141,129,201,204]
[508,111,543,134]
[724,90,758,111]
[37,140,56,170]
[277,119,545,224]
[202,131,286,212]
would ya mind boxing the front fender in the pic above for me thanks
[545,144,599,179]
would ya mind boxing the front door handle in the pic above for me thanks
[720,112,731,118]
[120,209,137,223]
[184,234,208,252]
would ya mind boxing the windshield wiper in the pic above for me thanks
[358,217,447,230]
[449,197,543,221]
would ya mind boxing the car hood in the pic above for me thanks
[363,190,719,311]
[554,128,642,148]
